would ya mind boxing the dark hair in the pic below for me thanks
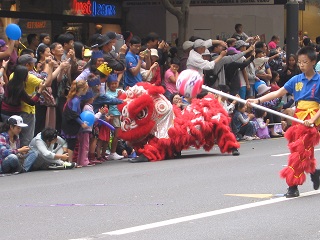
[287,54,297,62]
[39,33,49,43]
[5,65,29,106]
[269,49,278,57]
[271,71,279,83]
[20,48,34,56]
[36,44,49,62]
[255,48,264,55]
[211,43,221,50]
[297,46,317,62]
[235,102,245,110]
[196,90,208,99]
[189,36,203,42]
[57,33,74,46]
[169,47,178,57]
[145,32,159,43]
[130,36,141,45]
[255,41,266,49]
[169,93,180,103]
[0,121,13,133]
[302,37,311,47]
[171,57,180,65]
[41,128,58,143]
[74,41,84,60]
[50,42,60,52]
[27,33,38,45]
[235,23,242,31]
[271,35,279,41]
[255,108,266,118]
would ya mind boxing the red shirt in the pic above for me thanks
[270,83,280,92]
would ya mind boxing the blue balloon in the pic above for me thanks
[5,24,22,40]
[80,111,95,127]
[98,119,115,131]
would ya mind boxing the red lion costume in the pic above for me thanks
[117,83,239,162]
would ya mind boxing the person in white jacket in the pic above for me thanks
[186,39,226,75]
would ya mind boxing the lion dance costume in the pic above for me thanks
[281,101,320,186]
[117,83,239,162]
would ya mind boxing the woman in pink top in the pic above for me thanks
[164,58,180,99]
[268,35,280,50]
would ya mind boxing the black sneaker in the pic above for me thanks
[310,169,320,190]
[231,148,240,156]
[48,164,64,170]
[284,186,299,198]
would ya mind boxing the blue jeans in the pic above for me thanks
[239,86,247,100]
[0,154,23,173]
[22,150,38,172]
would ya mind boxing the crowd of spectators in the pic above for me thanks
[0,23,320,174]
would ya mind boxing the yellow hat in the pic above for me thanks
[83,48,92,57]
[97,63,112,76]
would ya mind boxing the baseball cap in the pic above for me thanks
[256,83,271,96]
[227,47,240,55]
[7,115,28,127]
[235,40,249,50]
[193,39,206,48]
[182,41,194,50]
[150,48,159,58]
[18,54,37,65]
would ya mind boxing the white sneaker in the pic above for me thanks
[243,135,254,141]
[63,162,76,169]
[108,153,124,160]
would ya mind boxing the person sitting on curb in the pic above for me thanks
[26,128,76,171]
[0,116,37,175]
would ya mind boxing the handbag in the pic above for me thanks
[40,87,56,107]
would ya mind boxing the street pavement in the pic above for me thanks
[1,137,320,240]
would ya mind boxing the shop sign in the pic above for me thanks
[72,0,117,17]
[26,21,47,29]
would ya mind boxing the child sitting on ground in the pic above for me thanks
[253,108,270,139]
[232,102,259,141]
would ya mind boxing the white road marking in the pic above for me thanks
[69,190,320,239]
[271,148,320,157]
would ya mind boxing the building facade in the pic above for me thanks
[0,0,123,45]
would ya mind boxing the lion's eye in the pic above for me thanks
[137,109,147,120]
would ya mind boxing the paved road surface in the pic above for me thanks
[1,137,320,240]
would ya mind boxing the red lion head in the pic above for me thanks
[118,83,173,143]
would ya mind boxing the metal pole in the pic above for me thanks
[286,0,299,61]
[201,85,305,125]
